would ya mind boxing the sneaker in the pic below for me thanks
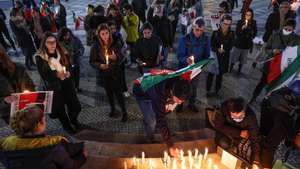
[129,63,138,69]
[123,91,130,97]
[188,104,199,113]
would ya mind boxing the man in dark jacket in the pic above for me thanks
[147,1,173,68]
[134,22,163,75]
[176,18,210,113]
[89,5,108,39]
[133,77,192,157]
[263,0,295,43]
[53,0,66,30]
[131,0,147,23]
[211,97,261,166]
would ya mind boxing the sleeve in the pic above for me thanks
[204,35,211,59]
[58,5,67,18]
[89,45,101,69]
[264,35,274,58]
[228,31,235,50]
[210,31,218,52]
[247,114,261,162]
[263,14,273,42]
[176,37,187,65]
[252,20,257,39]
[235,20,243,37]
[168,20,173,47]
[36,56,59,84]
[147,7,154,22]
[214,104,241,139]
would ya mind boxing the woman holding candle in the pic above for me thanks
[35,32,82,134]
[90,23,128,122]
[206,14,235,97]
[230,8,257,75]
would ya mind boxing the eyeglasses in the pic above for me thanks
[46,40,56,45]
[222,22,231,26]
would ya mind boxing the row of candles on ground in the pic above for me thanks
[124,148,218,169]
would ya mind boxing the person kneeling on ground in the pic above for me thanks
[0,105,87,169]
[208,97,261,167]
[133,77,192,157]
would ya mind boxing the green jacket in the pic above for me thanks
[122,13,139,43]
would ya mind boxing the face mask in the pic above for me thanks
[283,29,293,35]
[231,113,245,123]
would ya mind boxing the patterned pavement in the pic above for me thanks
[0,0,270,138]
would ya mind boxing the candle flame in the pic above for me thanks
[208,158,212,169]
[204,148,208,160]
[23,90,30,93]
[142,152,145,164]
[214,164,218,169]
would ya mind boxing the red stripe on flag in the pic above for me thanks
[181,70,192,81]
[267,53,282,84]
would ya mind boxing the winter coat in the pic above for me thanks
[0,64,35,119]
[88,15,108,31]
[147,7,173,47]
[211,29,235,74]
[134,35,162,68]
[213,100,261,162]
[122,13,139,43]
[132,0,147,23]
[263,10,296,42]
[35,51,81,118]
[0,135,86,169]
[234,19,257,49]
[177,32,210,69]
[89,36,124,88]
[59,36,84,66]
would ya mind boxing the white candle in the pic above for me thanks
[105,49,109,65]
[189,158,194,169]
[172,158,177,169]
[133,157,137,167]
[208,158,212,169]
[163,151,168,162]
[190,55,195,64]
[204,148,208,160]
[245,19,248,26]
[220,44,224,51]
[181,158,186,169]
[124,161,127,169]
[214,165,218,169]
[142,152,145,164]
[194,149,199,159]
[196,154,203,169]
[62,66,66,74]
[180,149,184,160]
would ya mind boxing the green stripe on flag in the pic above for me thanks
[266,46,300,92]
[140,58,214,91]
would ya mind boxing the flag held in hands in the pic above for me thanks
[134,58,214,92]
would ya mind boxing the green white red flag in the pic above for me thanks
[134,58,214,91]
[266,46,300,93]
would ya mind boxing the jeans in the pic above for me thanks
[136,97,156,140]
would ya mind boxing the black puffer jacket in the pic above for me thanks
[234,19,257,49]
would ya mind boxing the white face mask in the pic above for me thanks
[231,113,245,123]
[283,29,293,35]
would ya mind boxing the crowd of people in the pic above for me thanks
[0,0,300,168]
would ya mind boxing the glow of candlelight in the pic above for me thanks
[194,149,199,159]
[190,55,194,64]
[189,158,194,169]
[197,154,203,169]
[142,152,145,164]
[214,165,218,169]
[180,149,184,160]
[181,158,186,169]
[163,151,168,162]
[133,157,137,167]
[62,66,66,73]
[124,161,127,169]
[167,155,171,167]
[208,158,212,169]
[204,148,208,160]
[105,49,109,65]
[220,44,224,51]
[23,90,30,93]
[188,150,192,160]
[172,158,177,169]
[245,19,248,26]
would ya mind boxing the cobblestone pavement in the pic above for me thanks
[0,0,269,138]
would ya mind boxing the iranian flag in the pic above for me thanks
[266,46,300,93]
[134,58,214,91]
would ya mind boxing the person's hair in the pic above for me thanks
[242,8,254,21]
[172,79,192,101]
[193,17,205,27]
[227,97,246,113]
[93,5,105,16]
[10,105,44,136]
[221,14,232,22]
[57,27,74,42]
[87,4,95,15]
[38,32,70,67]
[0,47,16,76]
[96,23,113,56]
[219,1,230,13]
[141,22,153,31]
[283,19,296,28]
[106,4,119,16]
[280,0,290,6]
[123,4,133,11]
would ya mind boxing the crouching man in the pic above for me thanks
[133,77,192,157]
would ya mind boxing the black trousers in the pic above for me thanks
[120,63,128,92]
[50,79,81,130]
[104,83,126,114]
[206,72,224,93]
[71,65,80,89]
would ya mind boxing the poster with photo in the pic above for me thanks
[10,91,53,117]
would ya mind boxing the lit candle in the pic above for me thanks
[163,151,168,162]
[213,165,218,169]
[62,66,66,74]
[204,148,208,160]
[220,44,224,51]
[133,157,137,167]
[245,19,248,26]
[124,161,127,169]
[196,154,203,169]
[189,158,194,169]
[167,155,171,167]
[181,158,186,169]
[172,158,177,169]
[208,158,212,169]
[149,159,154,169]
[180,149,184,160]
[105,49,109,65]
[190,55,195,64]
[142,152,145,164]
[23,90,30,93]
[188,150,193,169]
[194,149,199,159]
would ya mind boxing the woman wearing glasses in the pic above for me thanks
[35,32,82,134]
[206,14,235,97]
